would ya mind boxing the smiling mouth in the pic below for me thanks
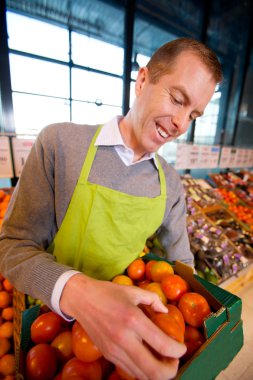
[156,124,169,139]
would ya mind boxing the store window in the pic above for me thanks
[6,7,124,135]
[9,55,69,98]
[7,12,69,61]
[194,90,221,145]
[12,93,70,135]
[72,33,124,76]
[72,68,122,124]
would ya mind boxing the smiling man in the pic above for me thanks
[0,38,222,380]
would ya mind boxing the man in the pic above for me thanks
[0,38,222,379]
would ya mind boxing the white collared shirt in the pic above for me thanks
[95,116,158,168]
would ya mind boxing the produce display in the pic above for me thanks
[179,173,253,283]
[0,189,15,379]
[21,257,212,380]
[205,207,253,259]
[0,190,12,231]
[210,170,253,209]
[0,274,15,379]
[181,177,219,210]
[187,214,245,283]
[214,188,253,230]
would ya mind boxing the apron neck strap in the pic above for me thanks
[80,125,103,183]
[155,154,166,197]
[80,125,166,197]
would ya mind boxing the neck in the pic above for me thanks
[119,115,146,162]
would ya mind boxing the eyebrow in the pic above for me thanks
[171,85,204,117]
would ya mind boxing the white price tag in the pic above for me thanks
[12,137,35,177]
[175,144,191,169]
[0,136,13,178]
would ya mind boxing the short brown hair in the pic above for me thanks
[146,37,223,84]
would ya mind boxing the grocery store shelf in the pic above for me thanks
[219,261,253,295]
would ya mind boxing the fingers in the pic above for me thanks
[129,285,168,313]
[117,332,181,380]
[136,308,186,359]
[107,329,181,380]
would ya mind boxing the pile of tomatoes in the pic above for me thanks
[0,190,12,231]
[215,188,253,229]
[0,274,15,380]
[23,258,211,380]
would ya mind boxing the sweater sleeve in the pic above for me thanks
[0,130,74,309]
[157,167,194,267]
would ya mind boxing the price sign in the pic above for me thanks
[219,147,232,168]
[198,145,220,168]
[12,137,35,177]
[188,145,200,168]
[249,150,253,167]
[0,136,13,178]
[175,144,191,169]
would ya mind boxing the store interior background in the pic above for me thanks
[1,2,253,378]
[1,0,253,188]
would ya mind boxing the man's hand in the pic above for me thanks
[60,273,186,380]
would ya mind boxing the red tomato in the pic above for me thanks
[61,357,102,380]
[127,259,145,281]
[99,356,114,379]
[151,311,185,343]
[184,325,205,344]
[145,260,156,280]
[166,304,185,332]
[112,275,133,286]
[25,343,57,380]
[53,374,62,380]
[178,292,211,327]
[145,282,167,305]
[161,274,189,302]
[150,261,174,282]
[31,312,62,344]
[108,371,122,380]
[116,365,136,380]
[182,326,205,362]
[72,321,102,363]
[51,330,74,364]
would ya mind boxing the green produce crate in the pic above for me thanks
[144,253,243,380]
[15,255,243,380]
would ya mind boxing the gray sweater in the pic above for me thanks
[0,122,193,308]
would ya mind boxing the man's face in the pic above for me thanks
[131,51,217,156]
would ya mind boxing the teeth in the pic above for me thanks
[157,126,169,138]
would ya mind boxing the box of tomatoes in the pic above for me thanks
[141,253,243,380]
[14,253,243,380]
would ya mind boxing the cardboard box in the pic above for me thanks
[143,254,243,379]
[173,260,243,379]
[14,255,243,380]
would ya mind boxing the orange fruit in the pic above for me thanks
[0,353,15,376]
[2,280,13,293]
[127,259,145,281]
[112,275,133,286]
[0,292,11,309]
[0,338,11,357]
[0,322,13,339]
[1,307,14,321]
[150,261,174,282]
[145,282,167,305]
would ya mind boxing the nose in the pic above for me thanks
[171,109,190,134]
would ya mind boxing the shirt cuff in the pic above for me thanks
[50,270,81,321]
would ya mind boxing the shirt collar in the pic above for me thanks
[95,116,158,168]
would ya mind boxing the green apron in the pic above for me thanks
[48,126,167,280]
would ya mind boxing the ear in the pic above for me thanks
[135,67,149,96]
